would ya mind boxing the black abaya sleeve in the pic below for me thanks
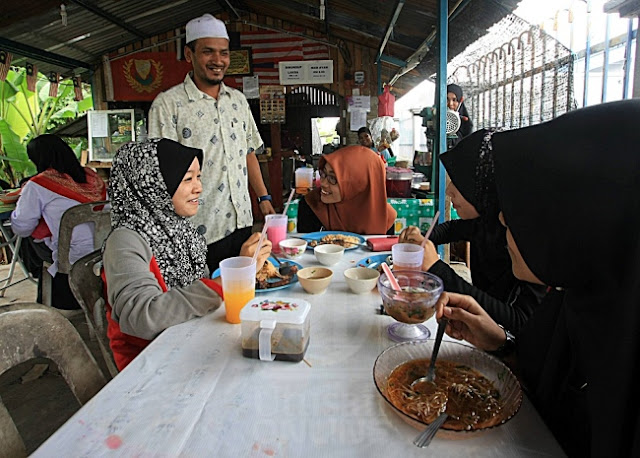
[428,260,545,336]
[428,219,475,245]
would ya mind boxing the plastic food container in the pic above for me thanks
[240,297,311,362]
[386,167,414,198]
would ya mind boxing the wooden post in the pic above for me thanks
[269,123,284,212]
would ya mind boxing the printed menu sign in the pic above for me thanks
[259,85,286,124]
[278,60,334,85]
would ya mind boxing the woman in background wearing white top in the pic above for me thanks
[11,134,106,309]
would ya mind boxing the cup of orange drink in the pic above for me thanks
[219,256,256,324]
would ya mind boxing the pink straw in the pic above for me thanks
[381,262,401,291]
[282,188,295,216]
[421,211,440,248]
[252,219,270,264]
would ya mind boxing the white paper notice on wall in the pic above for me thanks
[243,76,260,99]
[347,96,370,112]
[279,60,333,85]
[89,111,109,138]
[350,109,367,131]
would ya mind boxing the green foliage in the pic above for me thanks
[0,67,93,186]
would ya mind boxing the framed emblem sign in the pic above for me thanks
[227,48,253,76]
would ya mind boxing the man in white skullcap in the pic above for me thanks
[149,14,275,272]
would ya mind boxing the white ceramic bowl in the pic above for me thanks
[297,267,333,294]
[344,267,380,294]
[314,244,345,266]
[279,238,307,259]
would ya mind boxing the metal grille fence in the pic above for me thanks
[449,14,575,129]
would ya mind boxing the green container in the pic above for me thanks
[417,198,435,217]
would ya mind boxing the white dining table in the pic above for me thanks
[34,243,566,457]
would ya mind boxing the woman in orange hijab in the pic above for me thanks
[297,145,396,234]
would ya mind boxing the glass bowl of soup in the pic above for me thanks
[373,340,523,436]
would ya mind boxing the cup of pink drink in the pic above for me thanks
[265,214,287,254]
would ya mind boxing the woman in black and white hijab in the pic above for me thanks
[103,138,271,370]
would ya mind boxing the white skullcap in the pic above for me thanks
[185,14,229,44]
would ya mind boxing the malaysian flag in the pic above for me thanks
[0,50,12,81]
[73,76,83,101]
[48,72,60,97]
[26,63,38,92]
[228,31,330,87]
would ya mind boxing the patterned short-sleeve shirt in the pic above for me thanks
[149,74,263,244]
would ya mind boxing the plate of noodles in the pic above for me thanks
[299,231,365,251]
[373,340,522,437]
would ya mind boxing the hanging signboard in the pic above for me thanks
[278,60,333,85]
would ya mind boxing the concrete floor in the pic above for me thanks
[0,265,111,454]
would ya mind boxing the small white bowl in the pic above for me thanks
[344,267,380,294]
[314,244,345,266]
[297,267,333,294]
[279,238,307,259]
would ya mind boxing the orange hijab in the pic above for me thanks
[305,145,396,234]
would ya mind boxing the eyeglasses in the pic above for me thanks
[319,169,338,185]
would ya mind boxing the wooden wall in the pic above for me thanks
[97,12,383,141]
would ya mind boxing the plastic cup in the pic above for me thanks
[265,214,287,254]
[219,256,256,324]
[392,243,424,271]
[295,167,314,194]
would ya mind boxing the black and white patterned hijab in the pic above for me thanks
[109,138,206,289]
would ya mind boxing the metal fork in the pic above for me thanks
[413,412,448,448]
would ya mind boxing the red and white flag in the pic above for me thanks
[226,31,330,87]
[0,50,12,82]
[26,63,38,92]
[48,72,60,97]
[73,76,83,101]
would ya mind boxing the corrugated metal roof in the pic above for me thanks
[0,0,520,94]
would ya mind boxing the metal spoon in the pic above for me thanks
[410,318,448,389]
[270,253,295,276]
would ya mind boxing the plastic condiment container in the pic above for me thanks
[386,167,414,198]
[240,297,311,362]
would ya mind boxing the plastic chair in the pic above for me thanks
[69,250,118,378]
[42,200,110,306]
[0,303,107,457]
[57,200,111,275]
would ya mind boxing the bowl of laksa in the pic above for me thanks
[373,340,522,437]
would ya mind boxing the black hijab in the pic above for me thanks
[447,84,473,138]
[27,134,86,183]
[109,138,206,289]
[492,100,640,456]
[439,129,514,299]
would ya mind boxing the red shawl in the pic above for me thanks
[305,145,396,234]
[30,167,107,239]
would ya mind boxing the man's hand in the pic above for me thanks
[435,292,506,351]
[240,232,272,270]
[259,200,276,216]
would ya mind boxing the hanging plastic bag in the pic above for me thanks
[377,85,395,117]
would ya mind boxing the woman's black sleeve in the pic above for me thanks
[296,198,323,233]
[428,260,544,336]
[428,219,474,245]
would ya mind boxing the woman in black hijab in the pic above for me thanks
[435,99,640,456]
[447,83,473,143]
[400,129,546,335]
